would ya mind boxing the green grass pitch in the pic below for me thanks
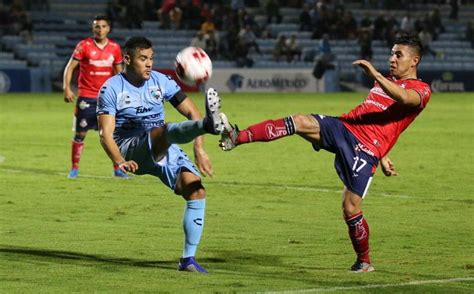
[0,92,473,293]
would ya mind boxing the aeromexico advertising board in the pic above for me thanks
[0,69,31,92]
[363,70,474,92]
[207,68,327,93]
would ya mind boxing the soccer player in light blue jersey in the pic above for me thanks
[97,36,226,273]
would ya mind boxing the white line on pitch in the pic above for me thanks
[212,182,414,199]
[261,277,474,293]
[0,167,413,198]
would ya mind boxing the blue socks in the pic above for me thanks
[183,199,206,258]
[165,121,206,144]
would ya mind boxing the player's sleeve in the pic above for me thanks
[72,41,84,61]
[96,82,117,116]
[160,73,185,105]
[112,43,123,64]
[408,82,432,109]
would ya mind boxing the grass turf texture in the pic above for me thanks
[0,92,473,293]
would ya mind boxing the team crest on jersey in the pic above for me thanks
[150,87,163,103]
[79,119,88,128]
[79,100,90,109]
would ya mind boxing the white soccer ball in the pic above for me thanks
[175,47,212,86]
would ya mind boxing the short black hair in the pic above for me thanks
[93,14,110,25]
[123,36,153,57]
[393,33,423,60]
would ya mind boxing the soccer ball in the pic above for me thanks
[175,47,212,86]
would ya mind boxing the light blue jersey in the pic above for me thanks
[96,70,200,190]
[97,71,181,139]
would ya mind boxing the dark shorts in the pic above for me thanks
[74,97,98,132]
[312,114,379,198]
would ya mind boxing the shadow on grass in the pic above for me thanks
[0,245,176,269]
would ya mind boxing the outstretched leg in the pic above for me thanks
[220,113,322,151]
[151,88,225,160]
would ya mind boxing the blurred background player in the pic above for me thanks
[63,15,125,179]
[219,34,431,273]
[97,36,226,273]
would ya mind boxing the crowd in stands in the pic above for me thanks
[1,0,473,70]
[0,0,35,44]
[100,0,468,68]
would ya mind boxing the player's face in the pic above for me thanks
[92,20,110,42]
[126,48,154,81]
[389,44,419,79]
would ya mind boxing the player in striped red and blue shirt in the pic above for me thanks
[219,34,431,273]
[63,15,124,179]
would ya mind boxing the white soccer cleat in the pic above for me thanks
[219,113,239,151]
[204,88,224,134]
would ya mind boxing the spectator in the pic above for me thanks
[205,29,219,60]
[449,0,458,20]
[465,21,474,49]
[265,0,282,24]
[311,5,330,39]
[340,10,358,39]
[157,0,175,29]
[273,35,290,62]
[286,34,302,62]
[180,0,201,30]
[299,3,312,32]
[234,39,254,67]
[231,0,245,12]
[124,1,143,29]
[418,26,437,57]
[238,24,261,54]
[106,0,125,27]
[400,12,414,34]
[372,12,387,40]
[8,0,33,43]
[312,34,336,79]
[144,0,159,21]
[0,4,9,36]
[385,13,399,47]
[358,30,373,60]
[191,31,207,49]
[359,12,373,33]
[428,8,444,40]
[200,3,212,20]
[200,16,216,35]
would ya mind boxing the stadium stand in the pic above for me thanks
[0,0,473,91]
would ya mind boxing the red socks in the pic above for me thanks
[71,140,84,170]
[237,117,296,144]
[345,211,371,263]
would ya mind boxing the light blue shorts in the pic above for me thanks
[117,131,201,192]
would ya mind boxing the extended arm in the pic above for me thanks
[98,114,138,173]
[63,58,79,103]
[174,97,213,177]
[353,59,421,107]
